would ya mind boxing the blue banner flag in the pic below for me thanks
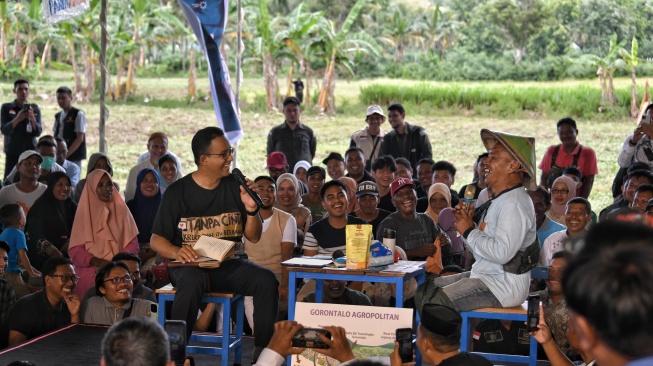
[178,0,243,144]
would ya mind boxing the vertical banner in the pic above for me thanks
[178,0,243,145]
[293,302,413,365]
[43,0,90,25]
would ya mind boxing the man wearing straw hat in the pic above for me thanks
[415,129,539,314]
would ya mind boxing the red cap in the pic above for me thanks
[390,177,416,198]
[266,152,288,169]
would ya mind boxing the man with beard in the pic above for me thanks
[150,127,278,363]
[349,181,390,235]
[0,257,80,348]
[416,129,538,313]
[380,103,432,176]
[244,176,296,322]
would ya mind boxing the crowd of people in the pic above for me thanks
[0,78,652,366]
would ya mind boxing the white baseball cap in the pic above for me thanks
[366,105,385,117]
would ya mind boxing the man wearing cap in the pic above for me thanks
[350,105,387,172]
[267,97,317,171]
[416,129,538,313]
[4,139,66,186]
[266,151,290,182]
[414,304,493,366]
[376,177,449,263]
[380,103,432,176]
[349,181,391,235]
[301,166,328,222]
[1,79,42,179]
[0,151,47,214]
[344,147,375,184]
[323,152,345,181]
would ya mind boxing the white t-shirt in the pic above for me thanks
[55,109,87,136]
[262,213,297,244]
[0,183,47,214]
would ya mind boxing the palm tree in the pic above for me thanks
[619,37,639,118]
[315,0,381,115]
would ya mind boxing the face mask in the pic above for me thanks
[41,156,55,170]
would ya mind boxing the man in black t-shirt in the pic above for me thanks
[349,181,390,236]
[150,127,278,363]
[303,180,368,256]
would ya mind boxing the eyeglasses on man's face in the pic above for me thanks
[50,274,80,284]
[204,146,235,159]
[104,275,133,285]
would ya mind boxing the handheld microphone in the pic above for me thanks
[232,168,263,209]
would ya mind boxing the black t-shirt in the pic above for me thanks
[306,216,369,253]
[439,352,493,366]
[349,209,390,237]
[0,290,71,348]
[152,174,248,248]
[458,182,482,200]
[377,192,396,213]
[472,319,530,356]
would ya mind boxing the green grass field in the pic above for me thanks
[0,73,641,211]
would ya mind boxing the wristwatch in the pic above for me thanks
[245,207,260,216]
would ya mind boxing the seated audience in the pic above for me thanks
[539,251,580,362]
[74,152,119,204]
[323,152,345,181]
[81,261,153,325]
[304,180,368,257]
[0,257,80,348]
[101,317,175,366]
[546,175,577,225]
[303,279,372,306]
[25,172,76,272]
[542,197,591,266]
[125,132,182,201]
[275,173,312,237]
[350,104,387,172]
[376,178,450,268]
[424,183,451,225]
[244,176,297,326]
[3,139,66,185]
[415,158,434,198]
[69,170,140,298]
[338,176,359,214]
[82,252,156,304]
[432,160,461,207]
[126,168,162,265]
[600,168,653,220]
[562,221,653,366]
[157,153,181,194]
[345,147,374,184]
[612,161,650,200]
[458,153,488,201]
[0,204,39,299]
[371,156,397,212]
[55,137,81,187]
[0,241,16,325]
[349,181,390,236]
[528,187,566,246]
[0,151,47,213]
[531,305,595,366]
[301,166,327,222]
[631,184,653,212]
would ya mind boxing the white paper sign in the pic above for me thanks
[43,0,90,25]
[293,302,413,365]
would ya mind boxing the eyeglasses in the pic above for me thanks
[204,146,235,159]
[104,275,132,284]
[50,274,80,283]
[551,189,569,195]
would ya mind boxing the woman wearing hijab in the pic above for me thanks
[337,176,360,214]
[25,172,77,271]
[157,153,181,194]
[293,160,311,195]
[424,183,451,224]
[546,175,577,225]
[69,169,140,298]
[73,152,119,204]
[126,168,162,272]
[275,173,312,234]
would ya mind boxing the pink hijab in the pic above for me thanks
[69,170,139,259]
[550,175,577,216]
[338,177,359,213]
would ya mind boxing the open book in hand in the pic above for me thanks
[169,236,236,268]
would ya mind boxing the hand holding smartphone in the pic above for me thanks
[527,293,541,332]
[396,328,413,363]
[165,320,187,366]
[291,328,331,349]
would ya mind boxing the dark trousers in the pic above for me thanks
[4,153,18,179]
[168,259,279,348]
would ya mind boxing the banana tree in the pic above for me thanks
[381,4,425,63]
[315,0,381,115]
[581,33,625,107]
[619,37,639,118]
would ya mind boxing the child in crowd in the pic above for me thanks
[0,204,41,299]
